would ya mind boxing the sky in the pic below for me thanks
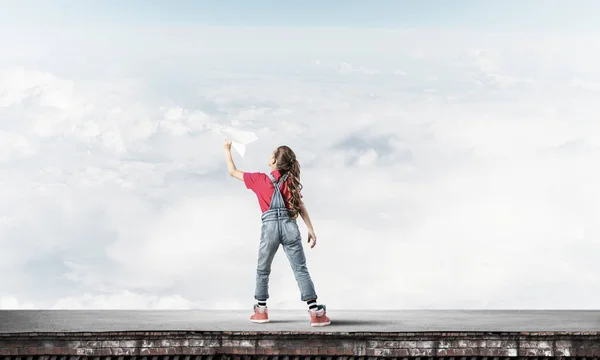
[1,0,600,29]
[0,1,599,311]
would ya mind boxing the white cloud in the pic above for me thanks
[0,67,74,109]
[51,291,199,310]
[0,296,36,310]
[0,131,36,162]
[1,26,599,310]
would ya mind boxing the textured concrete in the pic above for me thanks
[1,310,600,333]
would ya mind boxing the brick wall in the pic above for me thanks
[1,331,599,358]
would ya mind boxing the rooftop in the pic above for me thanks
[1,310,599,333]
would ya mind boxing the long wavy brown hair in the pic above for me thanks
[273,145,303,219]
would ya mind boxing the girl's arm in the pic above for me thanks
[224,141,244,181]
[299,200,317,248]
[299,201,315,231]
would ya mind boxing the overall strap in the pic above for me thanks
[266,172,289,212]
[277,173,288,187]
[268,173,288,189]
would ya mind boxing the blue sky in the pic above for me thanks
[2,0,599,30]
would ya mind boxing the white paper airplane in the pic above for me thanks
[211,124,258,157]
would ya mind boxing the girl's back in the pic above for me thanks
[243,170,299,213]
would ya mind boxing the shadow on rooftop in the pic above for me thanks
[262,319,297,324]
[329,319,394,326]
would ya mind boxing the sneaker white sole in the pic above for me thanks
[251,319,270,323]
[310,320,331,327]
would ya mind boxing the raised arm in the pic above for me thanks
[224,140,244,181]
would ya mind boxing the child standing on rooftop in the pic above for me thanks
[223,139,331,327]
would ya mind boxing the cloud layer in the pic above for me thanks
[1,26,599,310]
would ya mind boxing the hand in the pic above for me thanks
[307,228,317,249]
[224,139,232,151]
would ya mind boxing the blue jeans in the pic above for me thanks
[255,208,318,302]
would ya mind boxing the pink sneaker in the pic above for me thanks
[309,304,331,327]
[250,304,269,323]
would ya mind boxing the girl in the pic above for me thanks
[223,139,331,327]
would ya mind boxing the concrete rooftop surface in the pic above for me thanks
[1,310,600,333]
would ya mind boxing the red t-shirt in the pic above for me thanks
[243,170,301,213]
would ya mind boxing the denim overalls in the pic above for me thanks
[254,172,317,302]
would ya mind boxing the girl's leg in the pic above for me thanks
[254,221,280,302]
[280,220,318,302]
[281,219,330,326]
